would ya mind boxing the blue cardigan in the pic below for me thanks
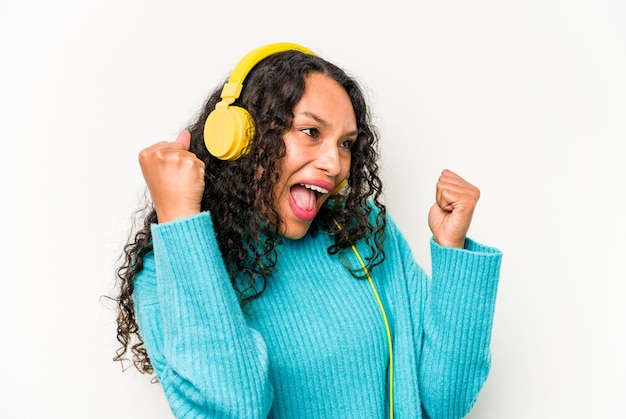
[133,211,502,418]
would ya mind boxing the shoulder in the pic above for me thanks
[359,200,409,254]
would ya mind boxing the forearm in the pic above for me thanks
[419,238,502,419]
[134,212,273,418]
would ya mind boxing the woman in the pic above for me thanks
[114,43,502,418]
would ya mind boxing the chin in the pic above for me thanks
[280,222,311,240]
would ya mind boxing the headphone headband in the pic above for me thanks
[204,42,316,160]
[227,42,316,88]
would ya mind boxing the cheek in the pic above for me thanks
[342,155,352,178]
[276,149,301,181]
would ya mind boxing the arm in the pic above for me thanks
[133,213,273,418]
[418,170,501,417]
[418,238,501,418]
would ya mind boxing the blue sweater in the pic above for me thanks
[133,211,502,418]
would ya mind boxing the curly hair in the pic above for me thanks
[113,50,387,374]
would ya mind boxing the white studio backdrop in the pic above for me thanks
[1,0,624,418]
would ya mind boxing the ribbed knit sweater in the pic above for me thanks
[133,211,502,418]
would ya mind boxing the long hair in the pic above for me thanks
[113,50,386,374]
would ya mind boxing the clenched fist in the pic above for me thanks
[138,130,206,223]
[428,169,480,248]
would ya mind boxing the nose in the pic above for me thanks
[315,140,342,177]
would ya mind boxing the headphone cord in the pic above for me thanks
[334,220,394,419]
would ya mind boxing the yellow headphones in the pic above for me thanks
[203,42,316,160]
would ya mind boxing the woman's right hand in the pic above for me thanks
[138,130,206,223]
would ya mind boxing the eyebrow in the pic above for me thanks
[296,111,358,137]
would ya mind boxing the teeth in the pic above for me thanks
[302,184,329,194]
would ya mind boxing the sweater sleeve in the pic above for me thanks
[418,237,502,419]
[132,212,274,419]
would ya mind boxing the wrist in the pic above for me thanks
[434,235,466,249]
[156,207,201,224]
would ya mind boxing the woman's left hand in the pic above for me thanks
[428,169,481,248]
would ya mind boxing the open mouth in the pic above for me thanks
[289,183,329,221]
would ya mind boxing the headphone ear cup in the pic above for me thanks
[331,178,349,195]
[203,105,254,160]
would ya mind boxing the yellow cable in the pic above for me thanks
[333,220,394,419]
[350,244,394,419]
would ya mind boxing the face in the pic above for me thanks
[274,72,357,240]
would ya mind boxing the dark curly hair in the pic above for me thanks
[113,50,387,374]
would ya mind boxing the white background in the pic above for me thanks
[1,0,624,418]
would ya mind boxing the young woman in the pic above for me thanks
[114,43,502,418]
